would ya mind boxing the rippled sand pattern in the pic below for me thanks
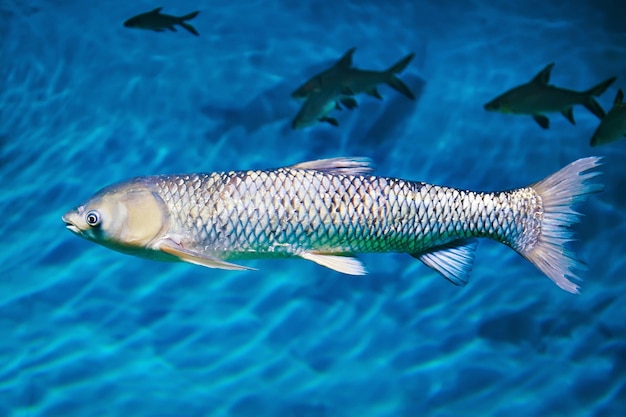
[1,0,626,416]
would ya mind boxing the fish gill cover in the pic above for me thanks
[1,0,626,416]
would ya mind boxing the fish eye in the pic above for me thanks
[85,210,101,227]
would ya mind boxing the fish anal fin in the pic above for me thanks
[367,88,383,100]
[531,63,555,85]
[290,157,374,175]
[168,26,177,32]
[412,239,478,286]
[615,89,624,105]
[300,252,366,275]
[533,114,550,129]
[561,108,575,125]
[158,238,254,271]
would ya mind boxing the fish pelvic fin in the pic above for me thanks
[385,53,416,100]
[300,252,367,275]
[520,157,603,293]
[412,239,478,286]
[532,114,550,129]
[179,11,200,36]
[583,76,616,119]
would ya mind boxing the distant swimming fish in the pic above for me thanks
[590,89,626,146]
[63,156,601,293]
[484,63,616,129]
[123,7,200,36]
[291,47,416,101]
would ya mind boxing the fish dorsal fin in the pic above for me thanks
[413,239,478,286]
[300,252,366,275]
[335,47,356,69]
[158,238,255,271]
[290,157,374,175]
[150,7,163,14]
[531,63,555,85]
[615,89,624,105]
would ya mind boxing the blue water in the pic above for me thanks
[2,0,626,416]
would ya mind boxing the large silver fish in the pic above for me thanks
[63,157,601,293]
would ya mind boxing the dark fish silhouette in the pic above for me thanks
[291,47,416,101]
[591,89,626,147]
[123,7,200,36]
[484,63,616,129]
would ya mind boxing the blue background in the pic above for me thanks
[2,1,626,416]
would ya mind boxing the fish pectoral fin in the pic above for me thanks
[412,239,478,286]
[335,101,343,111]
[300,252,367,275]
[158,239,255,271]
[561,108,576,125]
[532,114,550,129]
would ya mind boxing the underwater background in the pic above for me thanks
[2,0,626,416]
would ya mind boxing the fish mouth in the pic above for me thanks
[62,214,81,234]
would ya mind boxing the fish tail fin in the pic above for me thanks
[179,11,200,36]
[519,157,603,293]
[583,76,616,119]
[384,53,416,100]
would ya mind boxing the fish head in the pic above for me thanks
[123,17,139,28]
[484,92,514,114]
[291,77,324,99]
[63,180,169,254]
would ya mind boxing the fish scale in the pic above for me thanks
[149,168,532,258]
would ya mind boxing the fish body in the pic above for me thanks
[591,89,626,146]
[123,7,200,36]
[484,63,616,129]
[63,157,602,293]
[291,48,416,101]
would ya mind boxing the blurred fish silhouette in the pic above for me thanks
[484,63,616,129]
[291,47,416,101]
[590,89,626,146]
[123,7,200,36]
[200,60,352,135]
